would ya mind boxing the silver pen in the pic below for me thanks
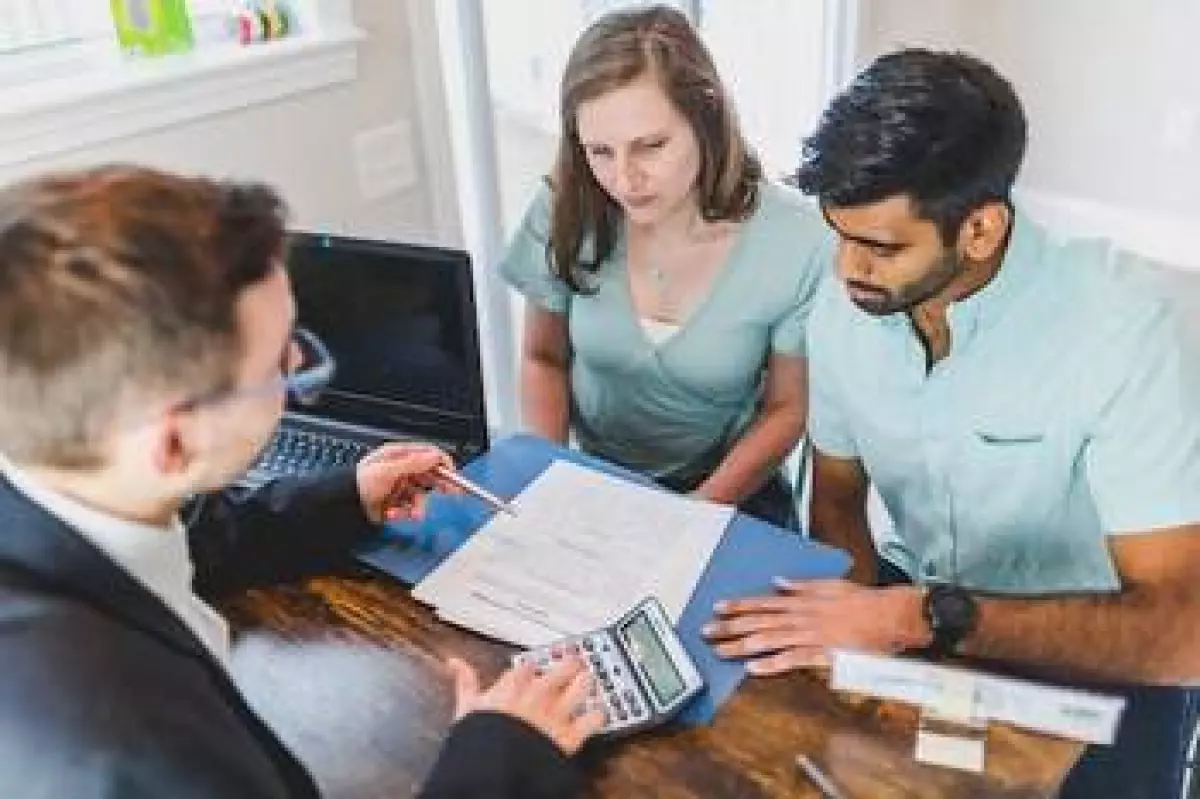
[795,754,846,799]
[434,464,519,517]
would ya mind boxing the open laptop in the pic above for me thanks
[242,232,489,487]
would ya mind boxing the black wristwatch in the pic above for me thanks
[921,584,979,658]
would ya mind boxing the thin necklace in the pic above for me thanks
[639,215,720,319]
[646,260,686,320]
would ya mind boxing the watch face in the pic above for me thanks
[932,586,978,634]
[938,592,969,627]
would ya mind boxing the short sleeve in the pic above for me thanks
[1085,304,1200,534]
[498,182,571,315]
[805,284,859,458]
[770,236,834,356]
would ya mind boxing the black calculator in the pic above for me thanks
[512,596,705,737]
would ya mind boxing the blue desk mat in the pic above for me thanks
[357,434,851,725]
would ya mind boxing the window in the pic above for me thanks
[0,0,360,172]
[0,0,106,54]
[0,0,111,86]
[0,1,292,84]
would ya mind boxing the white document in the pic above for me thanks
[413,460,733,647]
[830,649,1126,745]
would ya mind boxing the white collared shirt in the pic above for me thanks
[0,456,230,665]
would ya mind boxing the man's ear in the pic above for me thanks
[958,202,1011,263]
[150,408,192,477]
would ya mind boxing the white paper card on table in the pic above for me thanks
[830,650,1125,745]
[412,460,733,647]
[915,726,986,772]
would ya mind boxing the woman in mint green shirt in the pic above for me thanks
[499,6,829,528]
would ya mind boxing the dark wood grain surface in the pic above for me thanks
[220,569,1082,799]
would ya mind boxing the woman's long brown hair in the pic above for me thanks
[548,4,762,292]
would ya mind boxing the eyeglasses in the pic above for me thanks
[178,327,336,411]
[280,327,336,405]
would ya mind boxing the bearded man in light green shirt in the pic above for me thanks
[704,49,1200,799]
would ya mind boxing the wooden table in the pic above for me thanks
[220,569,1082,799]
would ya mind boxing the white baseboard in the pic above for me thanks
[1017,188,1197,272]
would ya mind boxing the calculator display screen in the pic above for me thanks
[620,612,686,706]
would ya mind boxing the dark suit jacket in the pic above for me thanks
[0,471,581,798]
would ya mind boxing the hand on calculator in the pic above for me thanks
[446,655,606,755]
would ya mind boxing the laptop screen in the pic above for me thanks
[284,232,488,450]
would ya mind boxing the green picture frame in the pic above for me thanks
[110,0,195,57]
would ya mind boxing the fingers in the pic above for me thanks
[470,656,598,756]
[745,646,829,676]
[772,577,853,597]
[569,702,607,747]
[702,611,808,641]
[447,657,481,721]
[555,662,594,713]
[361,441,450,466]
[366,448,452,490]
[712,594,803,617]
[384,487,429,522]
[539,655,585,696]
[369,447,458,522]
[711,627,820,660]
[482,660,535,709]
[504,659,537,694]
[539,659,598,755]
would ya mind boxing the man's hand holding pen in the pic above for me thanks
[354,442,463,523]
[354,441,518,523]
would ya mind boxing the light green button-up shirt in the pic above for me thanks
[501,181,831,485]
[807,211,1200,593]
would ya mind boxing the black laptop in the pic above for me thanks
[242,232,489,487]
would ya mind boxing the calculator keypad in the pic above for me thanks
[513,632,651,732]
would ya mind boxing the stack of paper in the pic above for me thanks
[412,459,734,647]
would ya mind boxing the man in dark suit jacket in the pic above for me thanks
[0,166,604,798]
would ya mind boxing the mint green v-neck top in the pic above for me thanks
[500,181,831,484]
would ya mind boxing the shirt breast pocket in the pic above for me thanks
[959,422,1068,520]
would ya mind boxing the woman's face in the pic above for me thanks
[575,73,703,227]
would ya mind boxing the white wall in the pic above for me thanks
[0,0,455,246]
[856,0,1198,272]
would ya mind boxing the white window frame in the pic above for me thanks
[0,0,362,173]
[0,0,109,55]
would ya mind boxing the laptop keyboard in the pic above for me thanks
[252,428,373,479]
